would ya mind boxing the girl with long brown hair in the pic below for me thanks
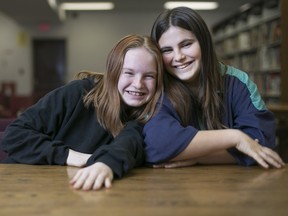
[2,34,164,190]
[143,7,284,169]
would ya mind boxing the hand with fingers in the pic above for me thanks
[236,132,285,169]
[70,162,113,191]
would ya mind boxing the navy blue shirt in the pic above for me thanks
[143,65,276,166]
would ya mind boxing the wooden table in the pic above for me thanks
[0,164,287,216]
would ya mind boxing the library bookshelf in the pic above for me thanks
[212,0,288,161]
[212,0,287,105]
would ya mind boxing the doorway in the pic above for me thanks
[32,39,66,102]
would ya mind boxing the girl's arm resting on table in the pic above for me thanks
[153,150,235,168]
[2,120,69,165]
[196,150,236,164]
[85,121,144,177]
[69,121,144,191]
[2,80,89,165]
[172,129,285,169]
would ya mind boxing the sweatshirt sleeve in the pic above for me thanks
[143,96,198,164]
[85,121,145,178]
[224,67,277,166]
[2,79,92,165]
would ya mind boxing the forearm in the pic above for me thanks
[172,129,241,161]
[171,128,284,169]
[153,150,235,169]
[3,127,68,165]
[195,150,236,164]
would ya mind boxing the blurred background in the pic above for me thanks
[0,0,287,161]
[0,0,285,115]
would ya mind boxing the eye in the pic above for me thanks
[144,72,156,79]
[181,41,192,48]
[145,74,155,79]
[160,47,172,54]
[123,71,134,76]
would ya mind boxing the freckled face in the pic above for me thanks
[158,26,202,83]
[118,47,157,107]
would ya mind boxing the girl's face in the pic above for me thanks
[118,47,157,107]
[158,26,201,83]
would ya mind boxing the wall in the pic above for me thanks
[0,10,223,96]
[0,12,32,95]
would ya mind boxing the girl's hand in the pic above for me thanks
[235,132,285,169]
[70,162,113,191]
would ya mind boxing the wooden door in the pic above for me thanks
[32,39,66,102]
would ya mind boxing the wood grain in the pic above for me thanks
[0,164,287,216]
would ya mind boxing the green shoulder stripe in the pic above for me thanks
[222,64,267,110]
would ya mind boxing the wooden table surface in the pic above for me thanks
[0,164,287,216]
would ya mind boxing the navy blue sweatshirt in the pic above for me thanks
[143,65,276,165]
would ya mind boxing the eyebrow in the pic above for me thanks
[122,68,157,73]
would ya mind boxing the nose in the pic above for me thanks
[132,76,143,89]
[174,49,185,62]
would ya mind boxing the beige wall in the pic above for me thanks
[0,10,225,95]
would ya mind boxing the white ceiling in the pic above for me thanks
[0,0,260,26]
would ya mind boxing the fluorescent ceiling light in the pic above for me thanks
[164,1,219,10]
[47,0,57,10]
[60,2,114,11]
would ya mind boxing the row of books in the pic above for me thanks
[250,73,280,97]
[212,0,281,104]
[220,46,280,72]
[213,2,280,40]
[214,18,281,54]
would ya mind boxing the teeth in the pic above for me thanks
[128,91,144,96]
[176,63,189,69]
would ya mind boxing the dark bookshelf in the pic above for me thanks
[213,0,288,161]
[212,0,283,105]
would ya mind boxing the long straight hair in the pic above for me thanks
[77,35,164,136]
[151,7,225,129]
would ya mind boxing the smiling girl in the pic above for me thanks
[2,35,164,190]
[143,7,285,169]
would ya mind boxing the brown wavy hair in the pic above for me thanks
[76,35,164,136]
[151,7,225,129]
